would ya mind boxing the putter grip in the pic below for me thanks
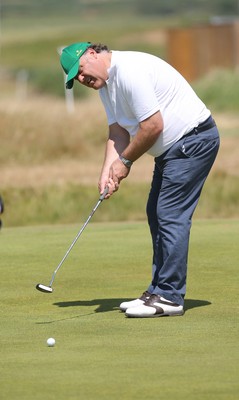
[99,186,109,201]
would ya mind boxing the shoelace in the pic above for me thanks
[140,291,151,301]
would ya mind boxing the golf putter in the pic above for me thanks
[36,187,109,293]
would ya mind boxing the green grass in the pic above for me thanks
[193,69,239,112]
[2,174,239,228]
[0,220,238,400]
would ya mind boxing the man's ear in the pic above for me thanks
[86,48,97,58]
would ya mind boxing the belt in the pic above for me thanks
[185,116,216,137]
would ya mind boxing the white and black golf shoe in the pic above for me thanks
[125,294,184,318]
[119,291,151,312]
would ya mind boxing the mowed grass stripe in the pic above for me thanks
[0,220,238,400]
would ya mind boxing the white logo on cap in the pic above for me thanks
[76,49,83,57]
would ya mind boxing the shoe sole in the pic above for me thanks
[125,310,184,318]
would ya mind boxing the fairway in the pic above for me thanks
[0,220,238,400]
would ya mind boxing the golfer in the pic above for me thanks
[0,196,4,229]
[60,42,220,318]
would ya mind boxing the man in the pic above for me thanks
[60,42,220,318]
[0,196,4,229]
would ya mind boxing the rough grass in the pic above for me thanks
[0,220,239,400]
[0,92,239,226]
[0,95,106,165]
[1,172,239,227]
[193,69,239,112]
[1,16,239,226]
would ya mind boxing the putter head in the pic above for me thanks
[36,283,53,293]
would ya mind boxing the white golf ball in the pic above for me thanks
[47,337,55,347]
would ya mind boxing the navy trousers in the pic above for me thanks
[146,118,220,305]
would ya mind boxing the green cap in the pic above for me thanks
[60,42,91,89]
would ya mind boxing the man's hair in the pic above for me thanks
[89,43,110,53]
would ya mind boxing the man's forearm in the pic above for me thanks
[121,111,163,162]
[99,124,130,191]
[121,127,159,162]
[100,138,120,177]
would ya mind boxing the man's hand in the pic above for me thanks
[110,158,131,182]
[104,158,130,196]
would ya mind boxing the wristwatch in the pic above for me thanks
[119,156,133,168]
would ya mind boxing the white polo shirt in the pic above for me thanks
[99,51,210,157]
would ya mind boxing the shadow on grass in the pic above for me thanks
[184,299,211,311]
[36,298,211,324]
[36,298,127,324]
[53,298,130,313]
[53,298,211,313]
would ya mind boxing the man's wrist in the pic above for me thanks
[119,156,133,169]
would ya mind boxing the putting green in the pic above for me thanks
[0,220,238,400]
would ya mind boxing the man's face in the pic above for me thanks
[74,49,108,90]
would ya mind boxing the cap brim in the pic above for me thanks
[66,79,74,89]
[65,60,79,89]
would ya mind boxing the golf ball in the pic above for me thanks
[47,337,55,347]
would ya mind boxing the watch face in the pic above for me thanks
[125,160,132,168]
[120,156,132,168]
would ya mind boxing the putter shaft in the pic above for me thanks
[49,198,101,286]
[36,187,108,292]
